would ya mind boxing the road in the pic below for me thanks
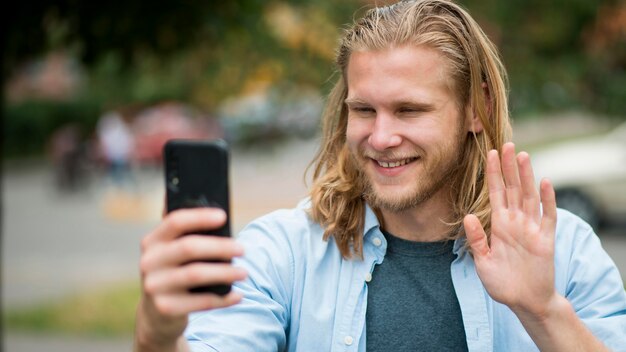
[3,136,626,351]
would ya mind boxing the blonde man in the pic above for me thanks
[135,1,626,351]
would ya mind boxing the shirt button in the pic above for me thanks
[344,335,354,346]
[365,272,372,282]
[372,237,382,247]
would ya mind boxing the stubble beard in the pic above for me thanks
[358,134,465,214]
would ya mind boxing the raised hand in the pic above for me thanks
[463,142,558,318]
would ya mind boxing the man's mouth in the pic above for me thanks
[375,157,418,168]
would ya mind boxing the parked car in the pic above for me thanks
[131,102,222,166]
[531,121,626,229]
[218,85,322,146]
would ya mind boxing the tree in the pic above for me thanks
[2,0,266,75]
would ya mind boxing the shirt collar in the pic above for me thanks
[363,203,381,236]
[453,236,467,255]
[299,197,380,236]
[363,201,468,256]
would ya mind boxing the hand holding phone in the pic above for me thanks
[135,139,244,349]
[163,139,232,295]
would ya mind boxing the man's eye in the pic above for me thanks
[352,107,375,113]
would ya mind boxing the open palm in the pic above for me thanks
[464,143,558,317]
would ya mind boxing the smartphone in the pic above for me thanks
[163,139,232,295]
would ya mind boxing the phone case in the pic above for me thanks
[163,139,232,295]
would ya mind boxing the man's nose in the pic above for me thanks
[368,113,402,151]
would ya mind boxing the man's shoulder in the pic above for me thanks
[235,198,342,265]
[555,207,594,241]
[251,198,315,226]
[553,207,604,261]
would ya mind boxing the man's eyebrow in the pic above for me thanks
[394,100,436,111]
[344,98,368,105]
[344,98,437,111]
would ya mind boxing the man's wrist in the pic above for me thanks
[135,326,189,352]
[135,333,178,352]
[512,293,568,326]
[134,297,189,352]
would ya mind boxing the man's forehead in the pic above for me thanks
[345,45,457,102]
[346,45,454,82]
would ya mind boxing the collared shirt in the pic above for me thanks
[185,201,626,351]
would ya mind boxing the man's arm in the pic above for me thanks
[463,142,609,351]
[134,208,247,352]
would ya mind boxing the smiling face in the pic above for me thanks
[345,45,472,213]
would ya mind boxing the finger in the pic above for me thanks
[145,262,248,295]
[153,291,244,317]
[517,151,540,222]
[141,235,244,272]
[144,208,227,247]
[539,178,557,237]
[501,142,522,209]
[464,214,490,257]
[486,149,507,210]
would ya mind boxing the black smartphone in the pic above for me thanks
[163,139,232,295]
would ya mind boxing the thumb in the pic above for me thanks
[464,214,490,257]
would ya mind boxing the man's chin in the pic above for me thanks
[364,190,420,213]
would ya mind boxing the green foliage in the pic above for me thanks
[460,0,626,116]
[3,0,267,74]
[4,282,140,336]
[3,0,626,159]
[3,100,102,158]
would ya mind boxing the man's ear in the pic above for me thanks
[466,106,484,134]
[465,82,489,134]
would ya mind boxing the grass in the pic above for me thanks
[4,281,140,337]
[4,280,624,338]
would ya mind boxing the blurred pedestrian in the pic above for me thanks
[96,109,135,190]
[48,123,87,191]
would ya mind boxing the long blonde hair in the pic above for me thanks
[309,0,512,258]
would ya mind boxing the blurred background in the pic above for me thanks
[2,0,626,350]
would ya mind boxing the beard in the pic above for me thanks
[355,129,466,214]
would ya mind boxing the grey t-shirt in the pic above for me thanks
[365,231,468,351]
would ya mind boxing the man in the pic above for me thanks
[135,1,626,351]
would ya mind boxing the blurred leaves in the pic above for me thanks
[4,100,102,157]
[3,0,265,71]
[2,0,626,157]
[3,0,343,109]
[463,0,626,115]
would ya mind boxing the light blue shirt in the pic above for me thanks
[185,201,626,351]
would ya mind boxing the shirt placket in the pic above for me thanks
[451,244,494,352]
[333,229,387,352]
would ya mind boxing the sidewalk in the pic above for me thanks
[4,333,132,352]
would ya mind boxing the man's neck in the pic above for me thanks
[378,189,455,242]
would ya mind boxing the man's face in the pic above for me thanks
[345,45,470,213]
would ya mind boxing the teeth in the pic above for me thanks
[377,158,415,168]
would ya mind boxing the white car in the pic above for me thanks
[530,121,626,229]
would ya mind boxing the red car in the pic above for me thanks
[131,103,223,166]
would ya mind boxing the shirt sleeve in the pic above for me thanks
[557,209,626,350]
[184,213,295,351]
